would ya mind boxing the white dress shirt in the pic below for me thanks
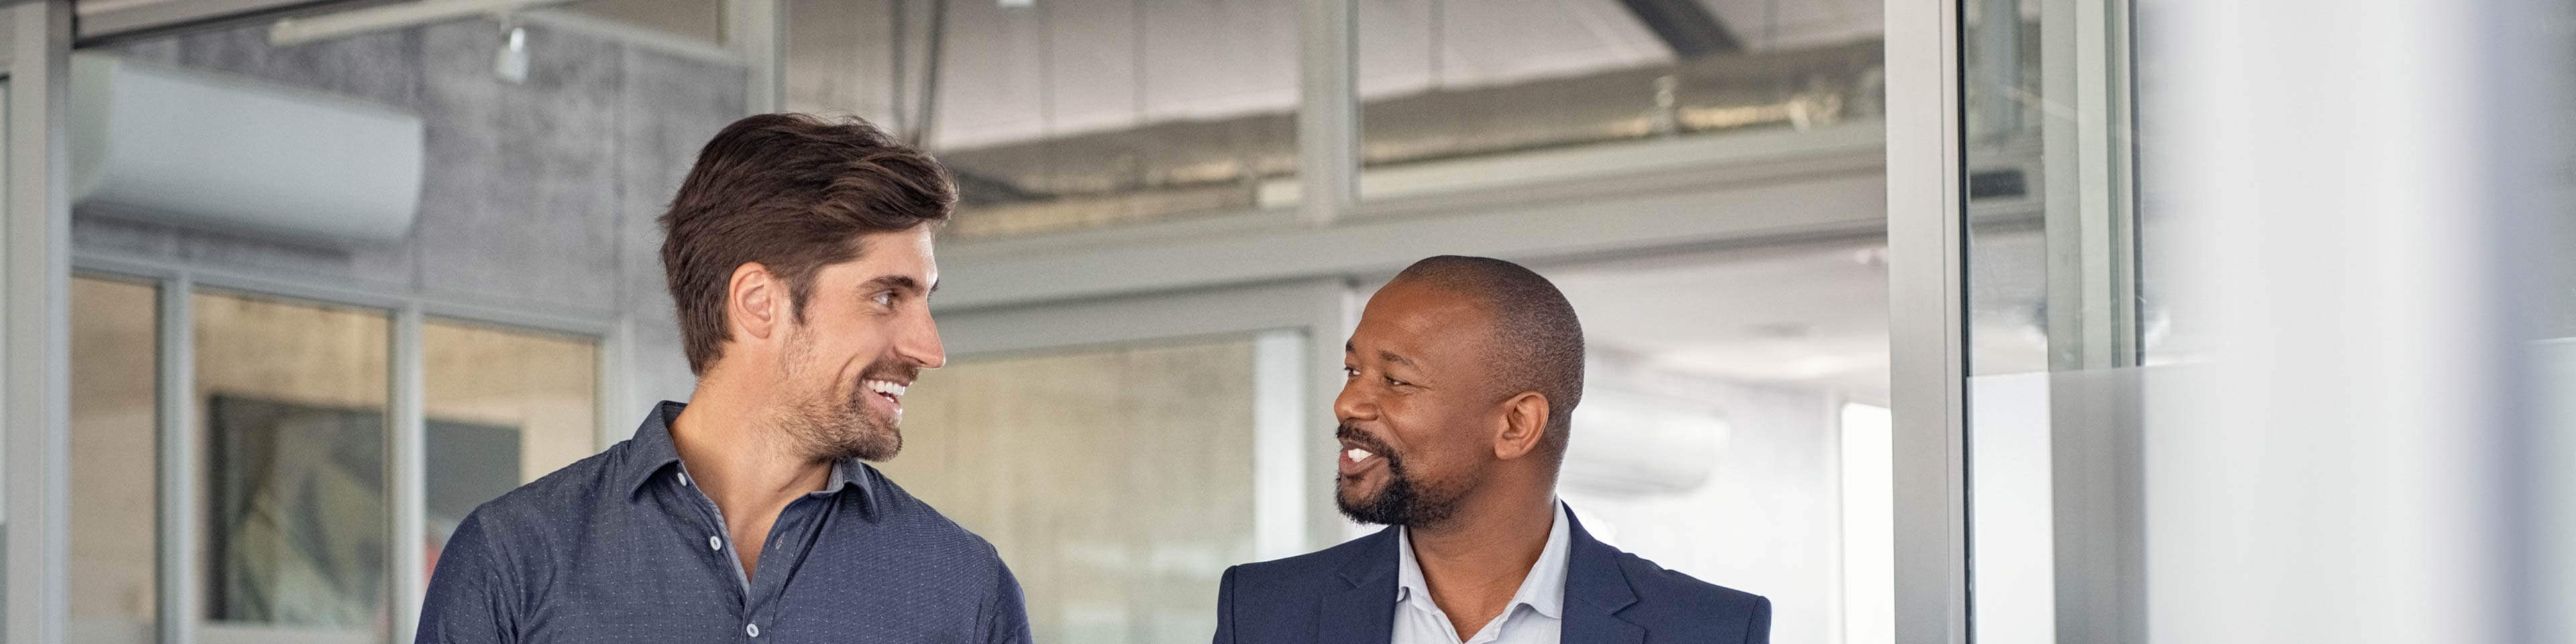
[1391,502,1572,644]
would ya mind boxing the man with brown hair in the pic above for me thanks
[417,114,1029,643]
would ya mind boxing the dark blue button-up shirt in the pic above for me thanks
[417,401,1030,643]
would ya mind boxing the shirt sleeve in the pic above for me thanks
[416,512,517,644]
[981,556,1034,644]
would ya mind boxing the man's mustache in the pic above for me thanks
[1336,423,1397,461]
[859,360,920,384]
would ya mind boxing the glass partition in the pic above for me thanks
[785,0,1303,239]
[1354,0,1883,203]
[1960,0,2143,641]
[194,290,391,643]
[419,319,600,586]
[883,338,1263,643]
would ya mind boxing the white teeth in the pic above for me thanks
[865,380,907,396]
[1347,448,1373,462]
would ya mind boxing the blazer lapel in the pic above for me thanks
[1318,527,1401,644]
[1560,508,1646,644]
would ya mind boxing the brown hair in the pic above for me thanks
[659,113,955,375]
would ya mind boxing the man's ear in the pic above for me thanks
[729,262,784,342]
[1494,391,1550,461]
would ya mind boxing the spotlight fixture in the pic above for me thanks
[494,21,529,85]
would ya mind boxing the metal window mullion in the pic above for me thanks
[597,317,634,449]
[1295,0,1358,224]
[729,0,784,115]
[1250,330,1307,561]
[1884,0,1970,643]
[388,305,428,644]
[156,276,199,644]
[3,3,75,643]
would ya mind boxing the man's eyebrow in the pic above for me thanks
[862,275,930,294]
[1376,350,1417,369]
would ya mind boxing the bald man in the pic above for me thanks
[1211,256,1770,644]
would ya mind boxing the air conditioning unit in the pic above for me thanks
[1559,388,1727,496]
[70,53,424,244]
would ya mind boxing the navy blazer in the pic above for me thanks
[1212,509,1770,644]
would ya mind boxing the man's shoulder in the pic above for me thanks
[458,441,636,546]
[1597,545,1772,638]
[1226,527,1393,592]
[1609,548,1767,606]
[851,466,1007,564]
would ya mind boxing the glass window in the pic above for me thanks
[784,0,1303,239]
[1959,0,2143,641]
[70,276,161,644]
[882,339,1260,644]
[193,290,391,641]
[420,319,601,582]
[1355,0,1884,201]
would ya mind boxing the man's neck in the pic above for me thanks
[1407,489,1557,637]
[669,386,835,577]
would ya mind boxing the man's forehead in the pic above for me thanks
[1354,282,1492,352]
[821,228,938,276]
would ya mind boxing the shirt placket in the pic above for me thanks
[743,495,822,641]
[670,466,769,641]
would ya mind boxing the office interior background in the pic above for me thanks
[0,0,2562,643]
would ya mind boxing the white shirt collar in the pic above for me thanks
[1395,501,1572,621]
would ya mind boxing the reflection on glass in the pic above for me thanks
[1962,0,2141,376]
[71,276,160,644]
[1960,0,2143,641]
[784,0,1301,239]
[1356,0,1884,189]
[194,291,390,637]
[885,340,1257,644]
[421,319,600,581]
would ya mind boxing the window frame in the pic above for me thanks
[70,252,621,644]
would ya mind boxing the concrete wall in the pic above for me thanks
[76,16,747,415]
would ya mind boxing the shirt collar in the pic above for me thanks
[1395,500,1573,621]
[620,400,873,500]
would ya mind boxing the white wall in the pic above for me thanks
[1559,354,1844,644]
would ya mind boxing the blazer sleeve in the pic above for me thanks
[1741,595,1773,644]
[1211,565,1240,644]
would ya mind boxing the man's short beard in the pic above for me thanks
[780,380,901,462]
[1333,423,1461,529]
[779,325,906,463]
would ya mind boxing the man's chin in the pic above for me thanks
[1333,487,1387,524]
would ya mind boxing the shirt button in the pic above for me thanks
[677,471,691,486]
[745,623,759,637]
[708,535,722,551]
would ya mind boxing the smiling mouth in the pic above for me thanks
[862,378,908,407]
[1345,447,1375,464]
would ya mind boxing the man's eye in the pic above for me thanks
[1342,366,1360,378]
[873,292,895,307]
[1383,376,1407,387]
